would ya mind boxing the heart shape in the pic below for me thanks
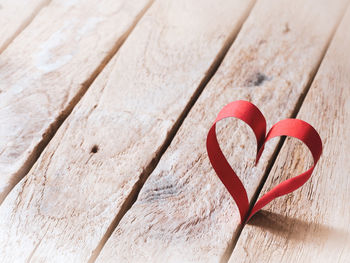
[206,100,322,224]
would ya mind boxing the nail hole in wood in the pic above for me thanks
[91,145,99,154]
[283,23,290,33]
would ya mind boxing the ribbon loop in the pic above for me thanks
[206,100,266,222]
[206,101,322,224]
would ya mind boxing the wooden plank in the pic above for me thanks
[0,0,256,261]
[229,6,350,263]
[96,0,349,262]
[0,0,49,53]
[0,0,152,202]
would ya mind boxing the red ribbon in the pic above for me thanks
[206,100,322,224]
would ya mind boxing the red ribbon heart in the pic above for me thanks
[206,100,322,224]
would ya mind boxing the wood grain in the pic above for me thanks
[229,5,350,263]
[96,0,349,262]
[0,0,255,261]
[0,0,50,53]
[0,0,152,203]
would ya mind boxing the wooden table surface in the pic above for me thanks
[1,0,349,262]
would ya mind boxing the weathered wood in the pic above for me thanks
[0,0,255,261]
[96,0,348,262]
[0,0,49,53]
[0,0,152,202]
[229,6,350,263]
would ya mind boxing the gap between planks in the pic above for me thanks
[223,2,350,262]
[0,0,51,54]
[88,2,257,262]
[0,0,155,204]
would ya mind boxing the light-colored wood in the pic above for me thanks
[0,0,255,261]
[0,0,49,53]
[96,0,349,262]
[229,6,350,263]
[0,0,152,202]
